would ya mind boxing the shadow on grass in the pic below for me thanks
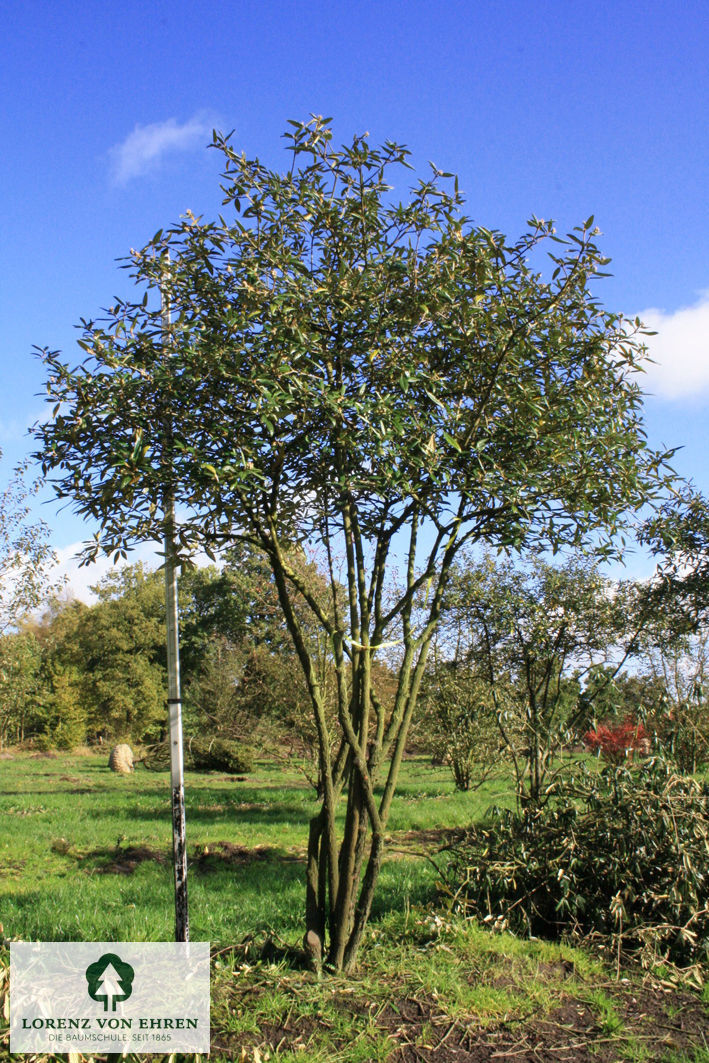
[62,839,306,877]
[123,795,317,828]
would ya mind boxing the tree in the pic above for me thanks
[641,628,709,773]
[0,630,42,747]
[178,547,283,682]
[437,551,645,805]
[31,597,89,748]
[31,567,167,747]
[632,486,709,772]
[418,658,501,791]
[34,117,672,970]
[79,564,167,743]
[0,458,60,748]
[0,458,58,636]
[640,485,709,632]
[179,547,337,755]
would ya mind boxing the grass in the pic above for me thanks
[205,910,611,1061]
[1,750,707,1061]
[0,751,499,944]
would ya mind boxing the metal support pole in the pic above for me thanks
[162,280,189,942]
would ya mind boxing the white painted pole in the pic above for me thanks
[161,274,189,942]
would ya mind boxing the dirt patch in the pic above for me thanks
[193,801,269,813]
[383,983,709,1062]
[0,859,25,877]
[387,827,467,858]
[211,980,709,1062]
[193,841,303,872]
[212,1015,322,1058]
[90,844,169,875]
[76,840,304,876]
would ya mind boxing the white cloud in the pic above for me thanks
[51,540,162,603]
[109,113,216,185]
[51,539,217,604]
[636,293,709,400]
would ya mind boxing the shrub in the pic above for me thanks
[418,666,501,791]
[442,759,709,965]
[187,736,254,774]
[583,716,649,763]
[142,737,254,774]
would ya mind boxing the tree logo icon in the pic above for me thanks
[85,953,135,1012]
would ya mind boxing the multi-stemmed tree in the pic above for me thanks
[34,117,672,970]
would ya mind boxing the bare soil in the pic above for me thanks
[376,984,709,1061]
[211,977,708,1062]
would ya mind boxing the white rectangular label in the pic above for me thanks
[10,942,210,1054]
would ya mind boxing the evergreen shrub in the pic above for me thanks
[443,759,709,965]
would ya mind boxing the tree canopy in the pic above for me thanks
[37,119,672,566]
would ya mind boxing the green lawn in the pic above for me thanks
[1,751,707,1062]
[0,751,501,944]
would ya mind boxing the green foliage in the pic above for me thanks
[443,758,709,966]
[436,550,644,806]
[0,631,42,747]
[640,485,709,632]
[28,566,167,747]
[576,666,659,732]
[418,662,501,790]
[188,737,255,773]
[34,116,674,971]
[178,546,289,681]
[31,599,89,747]
[662,687,709,775]
[76,565,167,743]
[180,548,331,753]
[46,664,86,749]
[143,736,254,773]
[640,629,709,774]
[0,459,62,747]
[0,458,60,637]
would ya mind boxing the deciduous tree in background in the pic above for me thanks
[35,117,672,970]
[642,630,709,773]
[640,485,709,632]
[418,658,502,791]
[0,631,42,747]
[0,458,58,637]
[425,550,649,806]
[0,457,60,747]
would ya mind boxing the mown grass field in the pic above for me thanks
[0,751,495,944]
[1,750,708,1062]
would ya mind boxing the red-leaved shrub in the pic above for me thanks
[584,716,649,763]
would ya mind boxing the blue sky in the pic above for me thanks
[2,0,708,595]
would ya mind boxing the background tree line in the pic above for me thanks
[0,546,315,752]
[3,543,707,795]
